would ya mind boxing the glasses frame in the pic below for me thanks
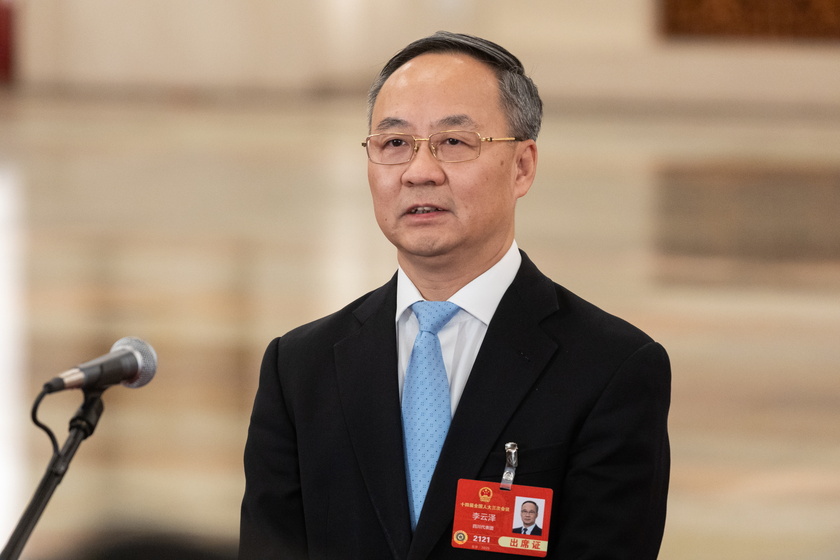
[362,130,523,165]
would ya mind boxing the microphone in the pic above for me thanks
[43,337,158,394]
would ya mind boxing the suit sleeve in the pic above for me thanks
[239,338,308,560]
[555,341,671,560]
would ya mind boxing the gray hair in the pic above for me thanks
[367,31,543,141]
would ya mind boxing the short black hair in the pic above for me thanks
[521,500,539,513]
[367,31,542,140]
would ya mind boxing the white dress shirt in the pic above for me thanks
[395,241,522,416]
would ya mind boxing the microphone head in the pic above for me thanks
[111,336,158,388]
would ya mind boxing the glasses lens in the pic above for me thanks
[366,134,415,164]
[430,131,481,162]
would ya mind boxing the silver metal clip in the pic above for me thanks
[501,442,518,490]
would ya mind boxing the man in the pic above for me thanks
[239,31,670,560]
[513,501,542,536]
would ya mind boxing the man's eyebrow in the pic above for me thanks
[374,114,480,133]
[436,114,478,129]
[374,117,410,132]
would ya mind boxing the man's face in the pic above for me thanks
[367,52,536,274]
[520,502,538,526]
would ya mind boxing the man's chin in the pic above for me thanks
[394,238,454,261]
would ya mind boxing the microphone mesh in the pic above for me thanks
[112,336,158,388]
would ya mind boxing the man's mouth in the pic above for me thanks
[408,206,444,214]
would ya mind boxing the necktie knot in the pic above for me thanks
[411,301,460,335]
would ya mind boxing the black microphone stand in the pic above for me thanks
[1,389,105,560]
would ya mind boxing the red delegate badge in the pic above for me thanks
[452,479,553,557]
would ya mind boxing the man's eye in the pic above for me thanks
[384,138,408,148]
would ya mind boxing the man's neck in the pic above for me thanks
[397,242,513,301]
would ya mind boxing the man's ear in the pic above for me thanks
[513,140,538,199]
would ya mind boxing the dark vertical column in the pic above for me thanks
[0,0,12,83]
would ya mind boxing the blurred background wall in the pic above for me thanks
[12,0,840,108]
[1,1,839,559]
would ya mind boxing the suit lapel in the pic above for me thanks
[334,277,413,560]
[408,254,562,559]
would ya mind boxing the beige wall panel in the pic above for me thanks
[18,0,322,90]
[13,1,840,105]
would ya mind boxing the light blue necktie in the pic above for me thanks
[402,300,460,530]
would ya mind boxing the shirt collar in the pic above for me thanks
[396,241,522,325]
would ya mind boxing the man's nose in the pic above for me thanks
[402,139,444,185]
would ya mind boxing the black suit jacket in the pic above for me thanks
[513,525,542,536]
[240,252,670,559]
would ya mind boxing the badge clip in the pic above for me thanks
[501,442,518,490]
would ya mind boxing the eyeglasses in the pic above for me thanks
[362,130,522,165]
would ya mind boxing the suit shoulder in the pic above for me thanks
[540,282,670,398]
[515,252,658,351]
[555,284,655,347]
[272,280,393,351]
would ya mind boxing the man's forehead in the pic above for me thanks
[378,51,499,98]
[370,52,503,133]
